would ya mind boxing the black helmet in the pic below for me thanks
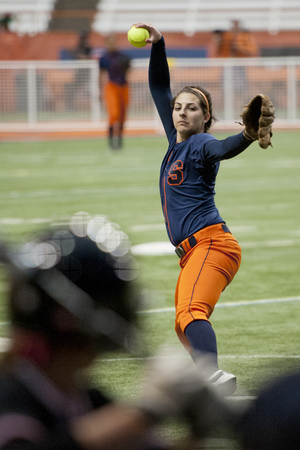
[2,212,140,353]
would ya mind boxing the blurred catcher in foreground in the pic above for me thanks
[0,212,243,450]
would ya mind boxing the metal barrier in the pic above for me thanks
[0,57,300,131]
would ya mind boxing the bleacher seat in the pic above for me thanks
[0,0,57,34]
[92,0,300,35]
[2,0,300,36]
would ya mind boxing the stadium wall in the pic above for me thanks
[1,30,300,141]
[1,30,300,61]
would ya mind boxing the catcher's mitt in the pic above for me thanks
[240,94,275,149]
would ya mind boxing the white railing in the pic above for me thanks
[0,60,100,129]
[0,57,300,131]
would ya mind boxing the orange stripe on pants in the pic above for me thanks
[174,223,242,353]
[104,81,129,127]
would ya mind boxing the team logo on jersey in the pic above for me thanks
[167,160,184,185]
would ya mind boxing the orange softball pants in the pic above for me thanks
[174,223,242,353]
[104,81,129,127]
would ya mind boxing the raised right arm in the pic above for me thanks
[148,37,175,141]
[132,23,175,142]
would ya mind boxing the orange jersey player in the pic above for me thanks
[215,20,258,58]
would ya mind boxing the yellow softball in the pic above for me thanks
[127,26,150,48]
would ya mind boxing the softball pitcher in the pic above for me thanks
[134,22,274,395]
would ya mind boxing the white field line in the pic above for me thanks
[96,354,300,362]
[0,186,157,201]
[0,219,299,250]
[1,296,297,324]
[0,337,272,402]
[0,297,299,324]
[138,295,300,314]
[1,296,300,356]
[0,218,51,225]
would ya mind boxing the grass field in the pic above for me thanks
[0,130,300,448]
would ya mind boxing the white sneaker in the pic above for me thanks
[206,369,237,396]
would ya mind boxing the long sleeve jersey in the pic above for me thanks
[149,37,252,247]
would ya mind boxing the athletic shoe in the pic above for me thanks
[206,369,237,396]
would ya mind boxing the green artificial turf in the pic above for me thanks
[0,130,299,448]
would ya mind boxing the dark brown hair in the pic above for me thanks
[171,85,217,132]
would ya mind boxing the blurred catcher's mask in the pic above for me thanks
[0,213,141,354]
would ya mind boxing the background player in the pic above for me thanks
[133,22,274,396]
[99,33,131,150]
[74,30,92,60]
[214,20,258,58]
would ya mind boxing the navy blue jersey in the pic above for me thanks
[99,51,131,85]
[149,37,252,246]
